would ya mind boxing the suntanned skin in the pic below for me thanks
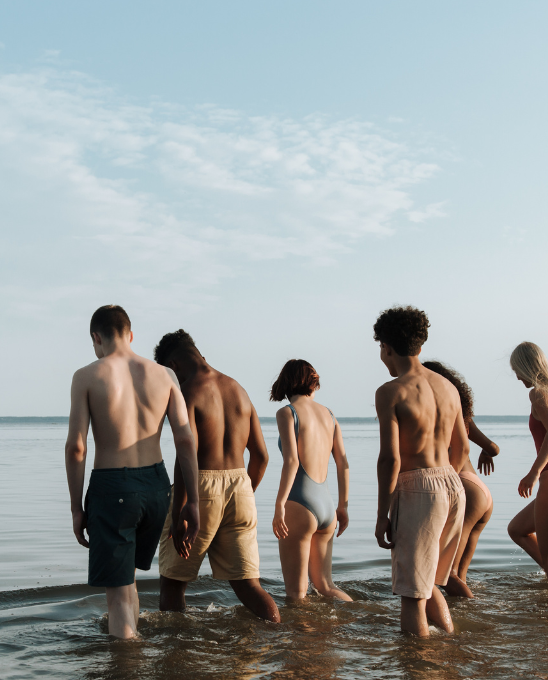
[65,328,199,640]
[508,375,548,574]
[375,343,469,637]
[443,421,499,598]
[159,345,281,623]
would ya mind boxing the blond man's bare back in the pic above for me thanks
[74,353,180,469]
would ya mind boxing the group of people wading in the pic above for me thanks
[64,304,548,638]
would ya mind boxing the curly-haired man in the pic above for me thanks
[373,305,468,637]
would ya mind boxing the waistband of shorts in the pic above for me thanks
[397,465,457,481]
[198,468,248,478]
[91,460,166,477]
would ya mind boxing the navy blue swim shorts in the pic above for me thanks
[85,461,171,588]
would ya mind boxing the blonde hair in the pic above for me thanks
[510,342,548,391]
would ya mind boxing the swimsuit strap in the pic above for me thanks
[287,404,299,442]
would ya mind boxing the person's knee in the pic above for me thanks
[507,520,520,541]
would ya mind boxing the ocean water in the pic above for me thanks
[1,416,547,679]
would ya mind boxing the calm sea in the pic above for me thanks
[1,416,546,679]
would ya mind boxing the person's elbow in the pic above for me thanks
[377,450,398,474]
[65,440,86,463]
[174,430,195,455]
[251,447,269,469]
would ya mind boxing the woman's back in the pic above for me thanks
[286,398,334,482]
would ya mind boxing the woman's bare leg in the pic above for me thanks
[457,504,493,583]
[308,516,352,601]
[534,478,548,574]
[278,501,316,599]
[444,480,491,598]
[508,500,543,567]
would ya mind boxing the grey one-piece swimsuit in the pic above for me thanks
[277,404,336,530]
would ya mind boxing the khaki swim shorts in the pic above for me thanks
[390,466,465,600]
[159,468,260,582]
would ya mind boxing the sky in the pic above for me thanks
[1,1,547,417]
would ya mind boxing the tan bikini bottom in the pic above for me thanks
[459,470,493,508]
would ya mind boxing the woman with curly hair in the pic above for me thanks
[423,361,499,597]
[507,342,548,575]
[270,359,352,601]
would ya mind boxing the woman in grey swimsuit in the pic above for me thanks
[270,359,352,601]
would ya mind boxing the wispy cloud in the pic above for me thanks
[0,65,445,318]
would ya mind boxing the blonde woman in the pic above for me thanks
[508,342,548,574]
[270,359,352,601]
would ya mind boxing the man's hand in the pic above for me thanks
[478,451,495,475]
[336,507,349,537]
[272,503,289,540]
[170,502,199,558]
[375,516,394,549]
[519,470,539,498]
[72,509,89,548]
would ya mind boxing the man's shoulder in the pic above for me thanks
[376,378,405,400]
[72,360,101,382]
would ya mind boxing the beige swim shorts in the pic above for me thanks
[390,466,465,600]
[159,468,260,582]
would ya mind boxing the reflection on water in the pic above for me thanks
[2,417,548,678]
[2,574,548,679]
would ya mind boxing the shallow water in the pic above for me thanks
[1,416,546,679]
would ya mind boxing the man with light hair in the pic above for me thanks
[373,305,468,637]
[65,305,199,639]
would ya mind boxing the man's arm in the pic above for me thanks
[375,385,400,550]
[65,369,90,549]
[246,404,269,491]
[165,369,200,558]
[448,406,470,474]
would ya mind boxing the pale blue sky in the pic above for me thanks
[1,1,547,416]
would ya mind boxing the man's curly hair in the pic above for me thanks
[154,329,198,366]
[373,305,430,356]
[423,360,474,426]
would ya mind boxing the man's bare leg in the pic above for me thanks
[133,581,139,626]
[401,596,429,637]
[229,579,281,622]
[106,581,139,639]
[425,586,453,633]
[159,575,188,612]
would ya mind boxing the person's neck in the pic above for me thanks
[101,336,133,358]
[289,393,315,404]
[392,354,422,378]
[181,353,210,378]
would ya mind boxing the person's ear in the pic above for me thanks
[91,332,102,345]
[129,331,134,344]
[418,347,422,356]
[168,359,178,372]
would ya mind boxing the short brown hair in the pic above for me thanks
[154,329,199,366]
[90,305,131,340]
[423,360,474,426]
[373,305,430,356]
[270,359,320,402]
